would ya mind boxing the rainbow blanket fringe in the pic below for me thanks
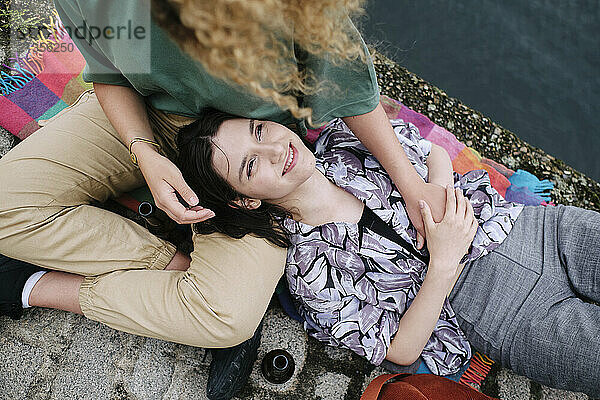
[459,352,495,388]
[0,11,92,140]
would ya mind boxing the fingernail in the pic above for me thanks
[189,196,199,205]
[419,200,425,208]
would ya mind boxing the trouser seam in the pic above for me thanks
[79,276,97,319]
[492,248,541,275]
[148,242,177,270]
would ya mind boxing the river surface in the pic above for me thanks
[361,0,600,180]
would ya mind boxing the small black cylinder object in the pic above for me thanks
[138,201,153,217]
[138,201,161,227]
[261,349,295,384]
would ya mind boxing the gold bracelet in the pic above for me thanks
[129,137,161,166]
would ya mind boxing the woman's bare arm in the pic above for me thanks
[94,82,214,223]
[94,83,156,159]
[386,185,478,365]
[427,144,454,188]
[386,258,456,365]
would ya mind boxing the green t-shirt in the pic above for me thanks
[54,0,380,128]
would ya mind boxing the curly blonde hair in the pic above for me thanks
[151,0,367,125]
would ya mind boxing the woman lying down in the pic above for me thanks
[176,109,600,396]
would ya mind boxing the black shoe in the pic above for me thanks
[0,254,44,320]
[206,322,263,400]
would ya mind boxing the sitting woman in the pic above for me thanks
[176,109,600,396]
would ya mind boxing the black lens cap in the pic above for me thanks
[261,349,295,384]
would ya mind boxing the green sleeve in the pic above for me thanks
[297,18,380,126]
[54,0,132,87]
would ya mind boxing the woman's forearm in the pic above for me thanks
[426,144,454,187]
[385,262,455,365]
[93,82,158,161]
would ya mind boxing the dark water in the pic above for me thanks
[360,0,600,181]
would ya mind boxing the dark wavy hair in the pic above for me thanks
[176,108,291,248]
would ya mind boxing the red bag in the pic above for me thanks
[361,374,499,400]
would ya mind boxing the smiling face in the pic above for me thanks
[210,119,316,203]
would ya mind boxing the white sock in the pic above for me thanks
[21,271,48,308]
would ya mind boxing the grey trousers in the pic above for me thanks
[449,205,600,396]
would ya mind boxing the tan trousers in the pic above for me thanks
[0,90,286,347]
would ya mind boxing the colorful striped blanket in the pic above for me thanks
[0,13,92,139]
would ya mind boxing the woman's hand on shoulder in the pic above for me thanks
[137,148,215,224]
[419,184,478,280]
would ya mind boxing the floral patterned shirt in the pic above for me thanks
[283,119,524,375]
